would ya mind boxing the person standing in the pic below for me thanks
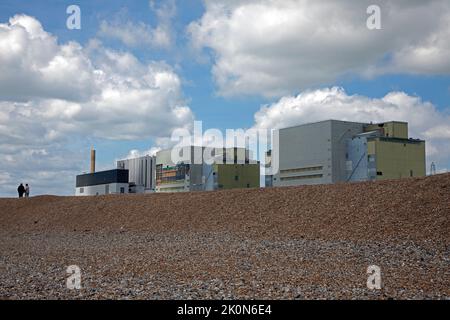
[25,184,30,198]
[17,183,25,198]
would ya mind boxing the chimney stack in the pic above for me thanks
[90,147,96,174]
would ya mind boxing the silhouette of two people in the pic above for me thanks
[17,183,30,198]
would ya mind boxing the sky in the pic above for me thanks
[0,0,449,197]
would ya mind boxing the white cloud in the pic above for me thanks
[0,14,194,141]
[0,14,194,197]
[424,126,450,140]
[189,0,450,97]
[0,15,96,101]
[122,147,162,160]
[386,12,450,76]
[252,87,450,170]
[98,21,171,49]
[98,1,176,49]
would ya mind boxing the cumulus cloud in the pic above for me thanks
[189,0,450,97]
[0,14,194,196]
[0,15,96,101]
[98,1,176,49]
[0,15,194,141]
[252,87,450,171]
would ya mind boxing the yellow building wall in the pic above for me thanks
[365,122,408,139]
[215,164,260,189]
[386,122,408,139]
[373,139,426,180]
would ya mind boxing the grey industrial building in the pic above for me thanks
[271,120,363,186]
[75,119,424,195]
[269,120,425,187]
[117,155,156,193]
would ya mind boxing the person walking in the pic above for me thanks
[25,184,30,198]
[17,183,25,198]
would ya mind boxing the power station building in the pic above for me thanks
[155,147,260,193]
[75,169,129,196]
[75,148,130,196]
[76,146,259,196]
[117,155,156,193]
[75,119,425,195]
[269,120,426,187]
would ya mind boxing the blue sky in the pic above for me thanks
[0,1,266,162]
[0,0,449,196]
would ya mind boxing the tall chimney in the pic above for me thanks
[90,147,96,174]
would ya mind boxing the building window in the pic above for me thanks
[377,172,383,176]
[410,170,413,177]
[120,187,125,194]
[80,188,84,194]
[280,166,323,174]
[280,174,323,181]
[247,184,250,188]
[235,176,239,181]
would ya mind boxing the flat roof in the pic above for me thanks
[76,169,129,188]
[279,119,367,131]
[366,121,408,125]
[117,155,154,162]
[278,120,409,132]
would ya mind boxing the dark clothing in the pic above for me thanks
[18,185,25,198]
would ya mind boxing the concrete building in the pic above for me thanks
[210,163,260,190]
[272,120,364,187]
[270,120,426,187]
[75,169,129,196]
[155,146,259,192]
[75,147,130,196]
[117,155,156,193]
[348,122,426,181]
